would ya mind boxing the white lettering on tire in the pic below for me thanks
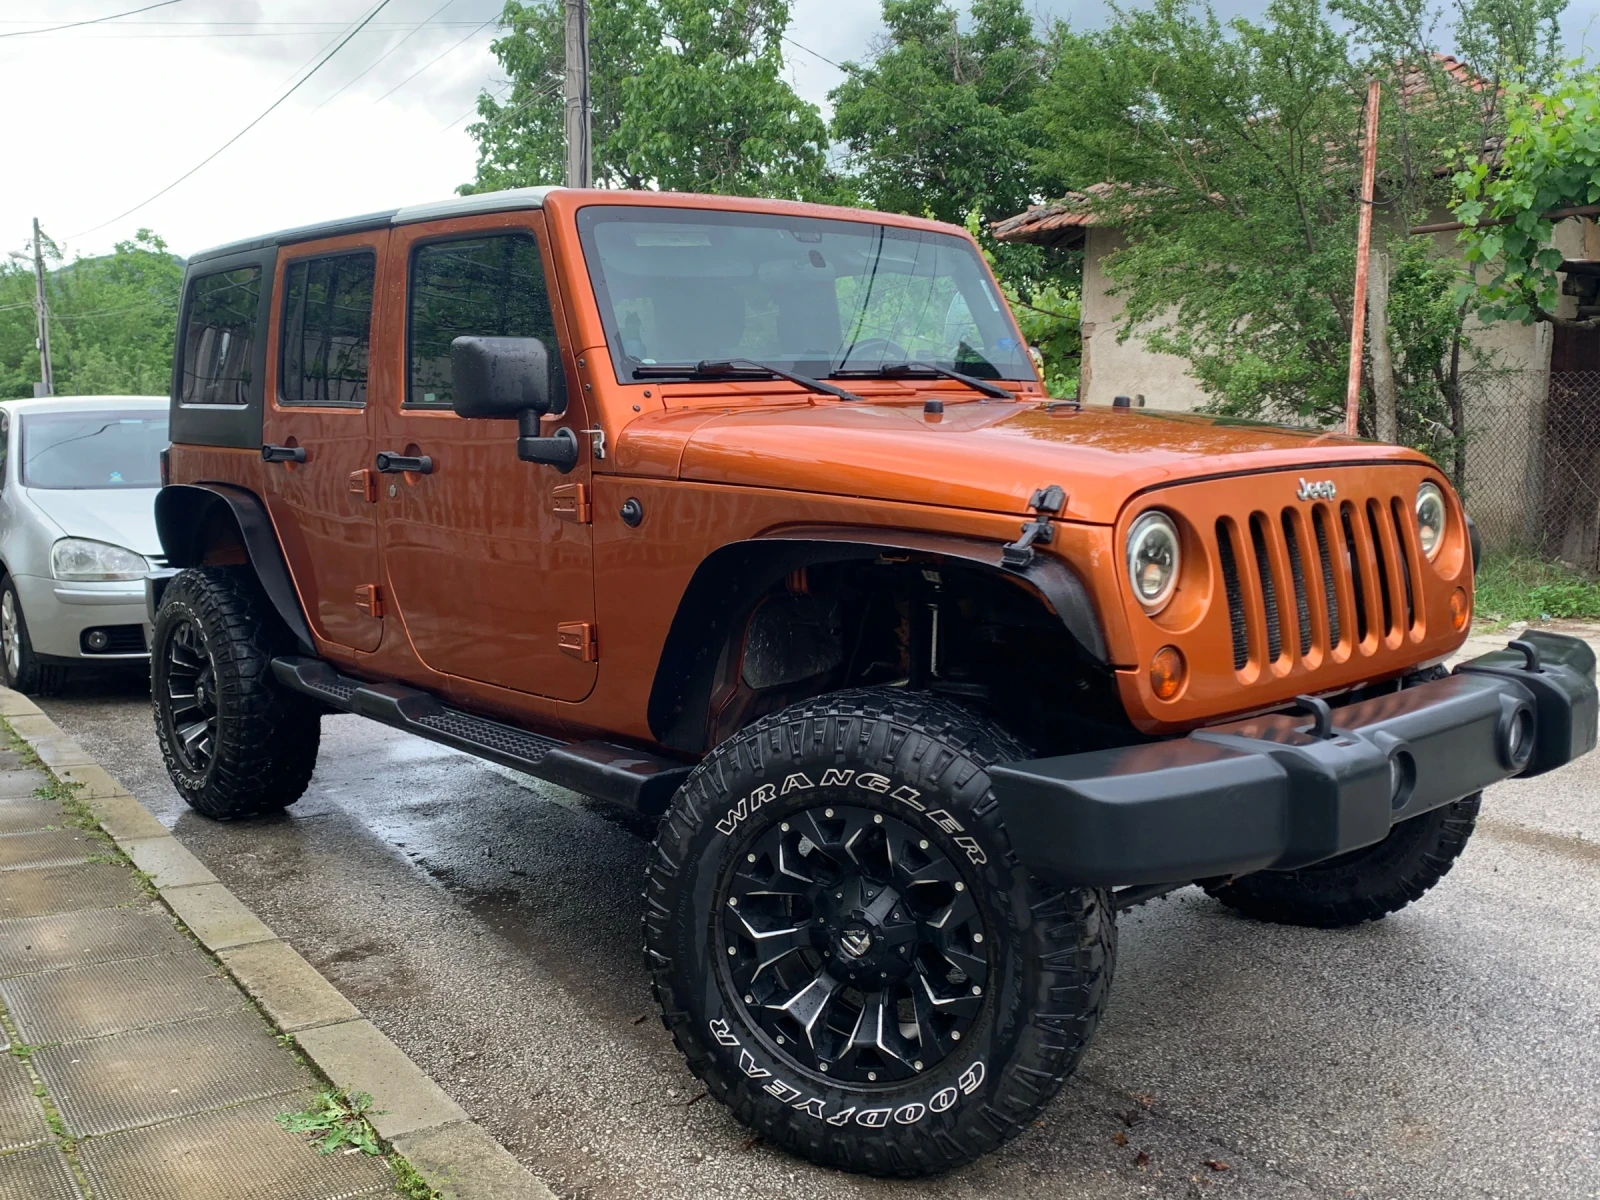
[707,1019,986,1127]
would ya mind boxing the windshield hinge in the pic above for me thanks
[1001,485,1068,570]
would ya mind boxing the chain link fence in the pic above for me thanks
[1462,370,1600,573]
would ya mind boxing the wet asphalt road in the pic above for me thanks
[37,672,1600,1200]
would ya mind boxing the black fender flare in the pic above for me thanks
[646,527,1108,753]
[152,483,314,654]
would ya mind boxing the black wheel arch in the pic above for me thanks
[646,528,1109,754]
[153,483,314,655]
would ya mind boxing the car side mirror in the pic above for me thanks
[449,336,565,420]
[449,336,578,473]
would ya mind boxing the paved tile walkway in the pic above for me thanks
[0,747,392,1200]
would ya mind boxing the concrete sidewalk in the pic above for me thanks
[0,692,553,1200]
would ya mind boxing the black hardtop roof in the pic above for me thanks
[185,187,560,267]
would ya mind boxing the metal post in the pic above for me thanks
[31,218,54,397]
[564,0,590,188]
[1345,79,1381,437]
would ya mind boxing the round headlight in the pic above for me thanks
[1127,511,1180,612]
[1416,482,1447,559]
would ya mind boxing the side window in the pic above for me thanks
[407,233,561,410]
[180,267,262,406]
[279,251,376,408]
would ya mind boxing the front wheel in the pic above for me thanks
[1203,793,1481,928]
[0,577,65,696]
[644,689,1115,1176]
[151,567,321,819]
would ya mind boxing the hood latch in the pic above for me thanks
[1002,484,1068,569]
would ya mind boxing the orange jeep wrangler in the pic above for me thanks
[148,187,1597,1176]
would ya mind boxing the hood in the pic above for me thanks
[664,400,1431,524]
[25,488,162,558]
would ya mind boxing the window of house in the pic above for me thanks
[179,267,262,406]
[280,251,376,407]
[407,233,561,409]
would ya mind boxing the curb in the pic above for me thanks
[0,688,557,1200]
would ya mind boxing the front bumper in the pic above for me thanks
[991,631,1598,888]
[10,573,152,660]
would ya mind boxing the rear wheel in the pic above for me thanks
[1203,794,1481,928]
[152,567,320,819]
[0,577,65,696]
[645,688,1116,1176]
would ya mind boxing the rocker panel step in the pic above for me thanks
[270,657,691,814]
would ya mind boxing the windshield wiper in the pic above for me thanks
[832,360,1015,401]
[631,358,866,403]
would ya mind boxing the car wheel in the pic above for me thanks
[0,577,65,696]
[1203,793,1481,927]
[645,688,1116,1176]
[151,567,320,819]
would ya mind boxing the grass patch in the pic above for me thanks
[389,1153,443,1200]
[1473,551,1600,627]
[277,1088,382,1156]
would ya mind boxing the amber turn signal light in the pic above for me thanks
[1150,645,1187,701]
[1450,587,1470,631]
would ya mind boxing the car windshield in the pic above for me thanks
[22,411,169,490]
[577,206,1035,383]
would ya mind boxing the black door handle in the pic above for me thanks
[261,444,306,464]
[375,451,433,475]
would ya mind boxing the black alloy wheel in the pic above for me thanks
[161,613,219,775]
[151,567,320,819]
[718,804,988,1086]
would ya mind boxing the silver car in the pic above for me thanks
[0,395,168,694]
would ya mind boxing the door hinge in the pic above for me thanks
[348,469,378,504]
[557,620,597,662]
[355,584,385,618]
[552,482,592,524]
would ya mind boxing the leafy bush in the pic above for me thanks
[1472,551,1600,624]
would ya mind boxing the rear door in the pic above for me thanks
[259,231,388,653]
[374,212,597,701]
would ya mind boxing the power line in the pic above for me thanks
[0,0,184,39]
[371,14,498,105]
[311,0,463,115]
[67,0,401,240]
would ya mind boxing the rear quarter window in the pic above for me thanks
[180,267,263,406]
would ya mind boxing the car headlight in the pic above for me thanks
[50,538,150,582]
[1415,482,1447,560]
[1127,511,1180,612]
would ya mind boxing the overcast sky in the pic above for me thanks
[3,0,1597,263]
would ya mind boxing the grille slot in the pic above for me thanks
[1281,511,1313,655]
[1217,519,1249,670]
[1313,506,1342,649]
[1366,500,1395,635]
[1249,514,1282,664]
[1391,497,1417,630]
[1341,504,1370,644]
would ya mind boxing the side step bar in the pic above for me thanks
[271,656,692,815]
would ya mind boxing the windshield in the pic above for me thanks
[22,411,169,490]
[577,206,1035,383]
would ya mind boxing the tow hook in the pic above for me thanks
[1002,484,1068,569]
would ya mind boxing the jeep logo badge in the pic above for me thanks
[839,928,873,959]
[1297,478,1337,501]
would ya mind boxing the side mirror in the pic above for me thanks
[449,336,564,419]
[449,335,578,473]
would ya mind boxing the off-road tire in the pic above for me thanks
[151,567,320,819]
[0,576,66,696]
[1203,793,1481,928]
[644,688,1116,1176]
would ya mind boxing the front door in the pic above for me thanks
[375,212,597,702]
[260,231,388,653]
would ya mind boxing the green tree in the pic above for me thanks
[1454,63,1600,330]
[464,0,832,200]
[0,229,182,400]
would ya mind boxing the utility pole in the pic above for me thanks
[30,219,54,398]
[563,0,590,188]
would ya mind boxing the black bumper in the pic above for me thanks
[991,630,1598,888]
